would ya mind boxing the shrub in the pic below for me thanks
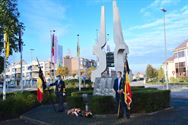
[131,89,170,113]
[66,96,85,109]
[66,88,170,114]
[0,92,39,121]
[170,77,177,83]
[71,90,93,96]
[89,96,115,114]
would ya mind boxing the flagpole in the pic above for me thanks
[77,34,81,91]
[19,27,23,92]
[3,35,6,100]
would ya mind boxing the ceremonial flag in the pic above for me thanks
[124,59,132,110]
[51,31,58,64]
[4,31,9,58]
[36,59,46,103]
[76,34,80,57]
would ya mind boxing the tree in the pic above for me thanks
[145,64,158,81]
[157,67,164,81]
[0,0,24,73]
[56,66,69,78]
[85,66,96,79]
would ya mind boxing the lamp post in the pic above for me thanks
[30,48,34,87]
[160,8,168,90]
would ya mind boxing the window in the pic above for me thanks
[178,51,185,58]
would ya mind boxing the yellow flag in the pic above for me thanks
[4,32,10,58]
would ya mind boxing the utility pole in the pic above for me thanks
[160,8,168,90]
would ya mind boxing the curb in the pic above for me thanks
[94,107,174,118]
[20,115,50,125]
[146,107,174,116]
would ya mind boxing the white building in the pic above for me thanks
[5,60,55,86]
[163,39,188,80]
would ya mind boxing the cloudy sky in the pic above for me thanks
[9,0,188,73]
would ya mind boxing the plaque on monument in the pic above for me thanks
[93,77,115,97]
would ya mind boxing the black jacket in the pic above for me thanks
[50,80,65,93]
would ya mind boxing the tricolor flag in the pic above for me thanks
[51,31,58,64]
[124,59,132,110]
[36,62,46,103]
[4,31,10,58]
[77,35,80,57]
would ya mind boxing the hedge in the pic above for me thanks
[131,89,170,113]
[0,90,57,121]
[0,92,39,121]
[67,88,170,114]
[71,90,93,96]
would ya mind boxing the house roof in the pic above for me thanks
[174,39,188,51]
[163,55,175,64]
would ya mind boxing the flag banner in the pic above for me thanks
[4,31,9,58]
[51,33,58,64]
[36,59,47,103]
[124,59,132,110]
[77,41,80,57]
[58,45,63,67]
[37,77,43,103]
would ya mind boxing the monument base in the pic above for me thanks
[93,77,115,97]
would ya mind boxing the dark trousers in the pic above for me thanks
[56,93,64,112]
[115,93,130,118]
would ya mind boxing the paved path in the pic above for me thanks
[0,89,188,125]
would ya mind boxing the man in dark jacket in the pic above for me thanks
[113,71,129,118]
[49,75,66,112]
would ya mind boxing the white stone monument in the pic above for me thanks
[91,6,107,82]
[92,0,129,96]
[113,0,129,74]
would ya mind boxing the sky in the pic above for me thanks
[9,0,188,73]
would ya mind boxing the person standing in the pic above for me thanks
[49,75,66,112]
[113,71,129,118]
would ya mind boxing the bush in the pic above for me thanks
[71,90,93,96]
[67,88,170,114]
[66,96,85,109]
[0,92,39,121]
[89,96,115,114]
[131,89,170,113]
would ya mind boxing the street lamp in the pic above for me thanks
[30,48,34,87]
[160,8,168,90]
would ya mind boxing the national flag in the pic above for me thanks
[123,59,132,110]
[4,31,10,58]
[51,31,58,64]
[36,63,46,103]
[77,35,80,57]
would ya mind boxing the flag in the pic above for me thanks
[77,40,80,57]
[124,59,132,110]
[51,32,58,64]
[36,62,46,103]
[51,33,55,62]
[18,28,22,52]
[4,31,9,58]
[37,77,43,103]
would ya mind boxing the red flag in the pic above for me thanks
[123,59,132,110]
[37,77,43,103]
[124,72,132,110]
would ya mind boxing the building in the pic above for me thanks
[5,60,55,85]
[64,56,97,76]
[163,39,188,80]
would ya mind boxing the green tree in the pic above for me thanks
[0,0,24,73]
[56,66,69,79]
[86,66,96,79]
[157,67,164,81]
[145,64,158,82]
